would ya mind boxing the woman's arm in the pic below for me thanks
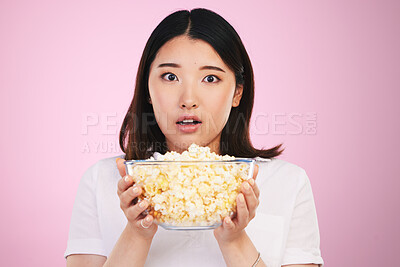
[66,254,106,267]
[66,201,154,267]
[101,160,157,267]
[215,165,321,267]
[66,159,157,267]
[217,230,266,267]
[214,165,266,266]
[102,223,153,267]
[66,217,154,267]
[217,232,320,267]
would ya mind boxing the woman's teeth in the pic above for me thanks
[177,119,201,125]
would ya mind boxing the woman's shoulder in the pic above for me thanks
[97,154,125,169]
[256,157,309,187]
[81,154,125,183]
[264,157,306,175]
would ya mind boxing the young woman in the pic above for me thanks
[65,8,324,267]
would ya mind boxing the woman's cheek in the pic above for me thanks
[154,98,178,134]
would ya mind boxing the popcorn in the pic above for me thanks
[127,143,251,227]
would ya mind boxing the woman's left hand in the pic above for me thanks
[214,164,260,244]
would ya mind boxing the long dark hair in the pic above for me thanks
[120,8,284,160]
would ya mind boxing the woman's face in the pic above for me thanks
[148,35,243,154]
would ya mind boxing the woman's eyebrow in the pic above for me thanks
[200,65,225,73]
[157,63,225,73]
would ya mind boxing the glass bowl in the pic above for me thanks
[124,158,255,230]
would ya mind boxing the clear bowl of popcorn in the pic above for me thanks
[124,144,256,230]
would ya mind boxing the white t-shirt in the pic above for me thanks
[64,154,324,267]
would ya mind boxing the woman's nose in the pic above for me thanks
[179,85,198,109]
[181,102,198,109]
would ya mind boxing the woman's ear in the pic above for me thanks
[232,85,243,107]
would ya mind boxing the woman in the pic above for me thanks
[65,8,324,267]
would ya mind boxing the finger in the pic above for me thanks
[120,185,142,210]
[117,175,135,196]
[137,214,154,229]
[125,199,149,221]
[241,181,258,219]
[236,193,249,228]
[247,178,260,198]
[116,158,126,177]
[222,216,235,230]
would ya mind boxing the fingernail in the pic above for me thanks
[124,176,130,182]
[145,216,151,222]
[244,182,250,191]
[225,217,231,224]
[248,179,254,186]
[238,194,244,203]
[139,200,147,208]
[132,186,138,194]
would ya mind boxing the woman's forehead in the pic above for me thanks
[152,36,228,70]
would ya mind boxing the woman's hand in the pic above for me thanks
[213,164,260,244]
[116,158,158,241]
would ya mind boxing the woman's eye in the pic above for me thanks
[203,75,220,83]
[162,73,178,81]
[161,73,220,83]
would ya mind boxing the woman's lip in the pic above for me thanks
[176,122,202,133]
[176,114,202,123]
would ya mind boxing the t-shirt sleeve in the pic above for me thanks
[64,162,106,258]
[281,170,324,266]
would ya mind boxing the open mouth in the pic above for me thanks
[176,119,202,125]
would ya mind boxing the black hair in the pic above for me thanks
[120,8,284,159]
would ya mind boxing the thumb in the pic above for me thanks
[116,158,126,177]
[252,164,259,181]
[223,216,235,230]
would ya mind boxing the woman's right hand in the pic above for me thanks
[116,158,158,241]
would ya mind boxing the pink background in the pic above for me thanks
[1,0,399,266]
